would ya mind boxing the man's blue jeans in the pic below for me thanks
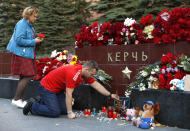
[31,84,67,117]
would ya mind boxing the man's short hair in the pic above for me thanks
[83,60,99,71]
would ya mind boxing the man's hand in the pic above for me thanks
[111,94,119,101]
[67,112,77,119]
[90,81,120,101]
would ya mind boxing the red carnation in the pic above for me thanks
[158,74,166,89]
[92,21,98,28]
[140,14,154,26]
[153,37,161,44]
[114,37,122,45]
[38,32,45,38]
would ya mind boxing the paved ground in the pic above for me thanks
[0,98,189,131]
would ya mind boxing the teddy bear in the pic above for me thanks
[169,77,185,91]
[125,108,137,121]
[132,101,160,129]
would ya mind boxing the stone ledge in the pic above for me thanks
[0,78,107,110]
[0,79,40,100]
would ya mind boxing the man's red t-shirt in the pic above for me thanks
[40,64,95,93]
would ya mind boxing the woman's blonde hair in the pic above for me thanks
[22,6,39,19]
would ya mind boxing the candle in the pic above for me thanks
[84,109,89,118]
[92,108,96,115]
[113,111,117,119]
[108,111,113,118]
[84,109,88,115]
[87,109,91,115]
[102,107,107,113]
[107,106,113,118]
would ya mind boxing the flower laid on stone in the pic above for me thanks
[75,7,190,47]
[126,52,190,96]
[34,50,78,80]
[34,50,113,84]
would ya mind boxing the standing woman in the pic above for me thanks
[7,6,43,108]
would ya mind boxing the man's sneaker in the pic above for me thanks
[23,101,33,115]
[22,100,27,106]
[11,99,27,108]
[34,96,41,103]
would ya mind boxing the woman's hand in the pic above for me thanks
[35,37,43,43]
[67,112,77,119]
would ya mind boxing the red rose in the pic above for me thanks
[167,73,174,83]
[153,37,161,44]
[140,14,154,26]
[174,70,186,79]
[114,37,122,45]
[158,74,166,89]
[92,21,98,28]
[80,25,87,33]
[38,32,45,38]
[103,35,109,45]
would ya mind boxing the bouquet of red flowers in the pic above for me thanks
[128,52,189,93]
[33,50,80,80]
[38,32,45,39]
[75,7,190,47]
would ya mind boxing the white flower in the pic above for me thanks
[91,29,94,34]
[139,83,144,87]
[148,82,152,88]
[151,71,155,74]
[75,41,78,48]
[149,76,157,82]
[147,34,154,39]
[126,31,129,36]
[139,83,146,91]
[63,50,68,54]
[149,76,154,81]
[125,91,131,97]
[98,76,105,81]
[98,35,103,40]
[143,25,154,34]
[154,68,159,72]
[124,18,136,27]
[56,54,67,61]
[135,40,139,44]
[51,50,60,58]
[42,66,48,74]
[131,33,135,36]
[141,71,148,77]
[139,87,146,91]
[143,25,154,39]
